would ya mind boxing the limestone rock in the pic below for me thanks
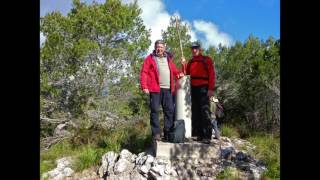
[145,154,155,165]
[119,149,133,161]
[150,164,166,176]
[93,136,269,180]
[62,167,74,177]
[138,165,150,175]
[98,151,118,177]
[135,152,147,166]
[114,158,134,175]
[42,156,74,180]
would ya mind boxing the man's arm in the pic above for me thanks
[180,57,189,75]
[140,57,150,94]
[171,62,184,79]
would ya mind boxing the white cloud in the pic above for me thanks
[40,0,233,50]
[128,0,171,52]
[183,20,197,42]
[122,0,233,51]
[193,20,233,48]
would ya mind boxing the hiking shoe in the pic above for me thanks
[162,131,170,142]
[153,134,161,141]
[196,136,203,141]
[202,138,211,144]
[162,136,169,142]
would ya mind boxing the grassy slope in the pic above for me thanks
[41,123,279,179]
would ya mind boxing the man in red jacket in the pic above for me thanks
[140,40,184,142]
[181,42,215,144]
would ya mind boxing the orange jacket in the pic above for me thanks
[182,55,215,91]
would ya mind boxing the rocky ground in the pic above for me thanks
[42,136,267,180]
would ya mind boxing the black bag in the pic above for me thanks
[169,120,185,143]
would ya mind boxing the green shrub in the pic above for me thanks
[103,128,129,152]
[237,122,252,138]
[73,146,103,171]
[40,119,152,176]
[216,167,242,180]
[248,134,280,179]
[40,140,75,162]
[221,124,240,138]
[40,140,77,176]
[40,160,56,178]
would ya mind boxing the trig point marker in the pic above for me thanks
[175,75,192,138]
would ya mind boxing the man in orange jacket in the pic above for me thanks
[181,42,215,144]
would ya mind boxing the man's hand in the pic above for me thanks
[178,72,185,79]
[181,57,186,64]
[207,90,214,97]
[143,89,150,94]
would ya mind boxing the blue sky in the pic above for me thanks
[40,0,279,50]
[163,0,279,43]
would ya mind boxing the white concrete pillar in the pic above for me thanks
[175,75,192,138]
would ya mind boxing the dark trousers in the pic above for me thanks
[191,85,212,139]
[172,94,176,122]
[150,88,174,137]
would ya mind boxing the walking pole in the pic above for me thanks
[174,15,192,139]
[174,15,184,60]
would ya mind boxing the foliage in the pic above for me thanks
[40,140,77,175]
[220,124,240,138]
[73,146,102,171]
[40,0,151,118]
[40,120,152,176]
[206,35,280,133]
[248,133,280,179]
[161,16,193,68]
[40,2,280,176]
[216,167,243,180]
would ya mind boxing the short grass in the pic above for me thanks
[40,120,152,177]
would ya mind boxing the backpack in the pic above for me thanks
[215,102,224,119]
[168,120,185,143]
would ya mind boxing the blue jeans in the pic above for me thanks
[149,88,174,137]
[211,118,220,139]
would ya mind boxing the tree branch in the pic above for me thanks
[41,136,71,150]
[40,116,68,124]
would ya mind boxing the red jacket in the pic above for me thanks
[140,51,181,93]
[182,55,215,91]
